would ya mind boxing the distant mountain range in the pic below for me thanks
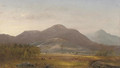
[0,24,119,54]
[87,29,120,46]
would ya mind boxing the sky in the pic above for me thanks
[0,0,120,36]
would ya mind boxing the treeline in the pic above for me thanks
[0,44,40,61]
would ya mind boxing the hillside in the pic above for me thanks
[0,25,116,54]
[0,34,15,44]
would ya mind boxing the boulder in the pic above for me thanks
[16,62,36,68]
[90,60,120,68]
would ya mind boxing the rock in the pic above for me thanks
[44,64,53,68]
[90,60,120,68]
[16,62,36,68]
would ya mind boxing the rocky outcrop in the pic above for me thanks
[90,60,120,68]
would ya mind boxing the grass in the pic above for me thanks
[0,54,120,68]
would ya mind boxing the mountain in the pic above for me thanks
[15,24,68,44]
[15,24,93,46]
[15,30,42,44]
[0,34,15,43]
[87,29,120,46]
[0,24,110,54]
[36,38,90,53]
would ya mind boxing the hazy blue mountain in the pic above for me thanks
[87,29,120,46]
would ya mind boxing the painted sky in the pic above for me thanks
[0,0,120,36]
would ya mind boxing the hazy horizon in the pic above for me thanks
[0,0,120,36]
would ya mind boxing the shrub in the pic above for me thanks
[0,44,40,61]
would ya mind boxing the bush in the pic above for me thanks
[95,47,114,56]
[0,44,40,61]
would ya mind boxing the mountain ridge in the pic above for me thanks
[0,24,98,48]
[0,25,120,54]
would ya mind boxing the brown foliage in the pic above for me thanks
[0,44,40,62]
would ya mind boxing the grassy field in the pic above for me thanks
[1,54,120,68]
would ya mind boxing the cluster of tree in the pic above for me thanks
[95,47,115,56]
[0,44,40,61]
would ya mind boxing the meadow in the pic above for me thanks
[0,44,120,68]
[1,54,120,68]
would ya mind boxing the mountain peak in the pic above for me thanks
[88,29,120,46]
[96,29,106,34]
[44,24,67,32]
[52,24,67,29]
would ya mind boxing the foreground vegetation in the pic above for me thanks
[1,54,120,68]
[0,44,120,68]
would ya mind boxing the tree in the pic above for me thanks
[0,44,41,61]
[95,47,115,56]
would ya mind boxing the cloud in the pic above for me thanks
[0,0,120,36]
